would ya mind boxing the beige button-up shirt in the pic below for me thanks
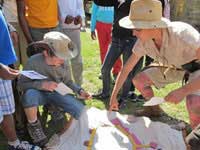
[133,21,200,68]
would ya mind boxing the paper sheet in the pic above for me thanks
[20,70,47,80]
[54,82,73,95]
[143,97,165,106]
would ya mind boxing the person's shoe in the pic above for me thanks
[127,92,138,102]
[135,105,165,117]
[8,141,41,150]
[27,120,48,147]
[92,92,109,100]
[118,98,127,110]
[136,94,145,102]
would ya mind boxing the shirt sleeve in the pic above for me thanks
[17,59,43,91]
[90,3,98,32]
[132,39,146,57]
[63,62,82,93]
[180,23,200,50]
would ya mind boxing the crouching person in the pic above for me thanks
[18,31,91,147]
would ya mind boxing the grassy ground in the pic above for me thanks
[0,31,189,149]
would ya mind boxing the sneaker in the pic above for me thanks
[27,120,48,147]
[92,92,109,100]
[118,98,127,110]
[8,141,41,150]
[136,94,145,102]
[127,92,138,102]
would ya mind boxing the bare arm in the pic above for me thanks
[165,47,200,104]
[16,0,33,44]
[109,53,142,110]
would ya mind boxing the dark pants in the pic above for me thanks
[186,124,200,150]
[101,36,143,98]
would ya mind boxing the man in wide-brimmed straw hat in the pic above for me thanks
[109,0,200,128]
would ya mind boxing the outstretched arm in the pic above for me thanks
[16,0,33,44]
[109,53,141,111]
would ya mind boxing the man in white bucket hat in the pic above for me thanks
[109,0,200,128]
[18,31,92,147]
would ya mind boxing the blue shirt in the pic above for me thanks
[0,10,17,65]
[90,3,114,32]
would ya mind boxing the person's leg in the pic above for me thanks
[22,89,48,146]
[96,22,122,79]
[120,37,143,99]
[62,29,83,85]
[0,80,40,149]
[93,37,123,99]
[96,21,108,64]
[47,92,84,120]
[1,114,17,142]
[186,94,200,129]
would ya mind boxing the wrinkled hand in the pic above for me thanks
[165,88,187,104]
[0,64,19,80]
[65,15,74,24]
[74,15,82,25]
[109,96,119,111]
[91,31,96,40]
[10,31,18,47]
[79,90,92,100]
[41,81,58,92]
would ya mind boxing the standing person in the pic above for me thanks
[0,10,41,150]
[58,0,84,85]
[90,2,122,81]
[2,0,28,67]
[109,0,200,123]
[16,0,59,57]
[92,0,143,109]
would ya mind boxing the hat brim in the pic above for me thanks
[119,16,170,29]
[28,41,78,60]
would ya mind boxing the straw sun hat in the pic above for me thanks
[119,0,170,29]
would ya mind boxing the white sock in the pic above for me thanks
[8,139,20,147]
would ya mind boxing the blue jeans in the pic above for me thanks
[101,36,143,98]
[22,89,84,119]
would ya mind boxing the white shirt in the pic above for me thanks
[58,0,85,29]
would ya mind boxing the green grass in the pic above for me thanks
[0,31,189,149]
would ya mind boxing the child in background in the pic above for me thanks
[90,2,122,80]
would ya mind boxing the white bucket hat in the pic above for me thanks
[30,31,78,60]
[119,0,171,29]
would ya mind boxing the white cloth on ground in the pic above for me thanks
[46,107,186,150]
